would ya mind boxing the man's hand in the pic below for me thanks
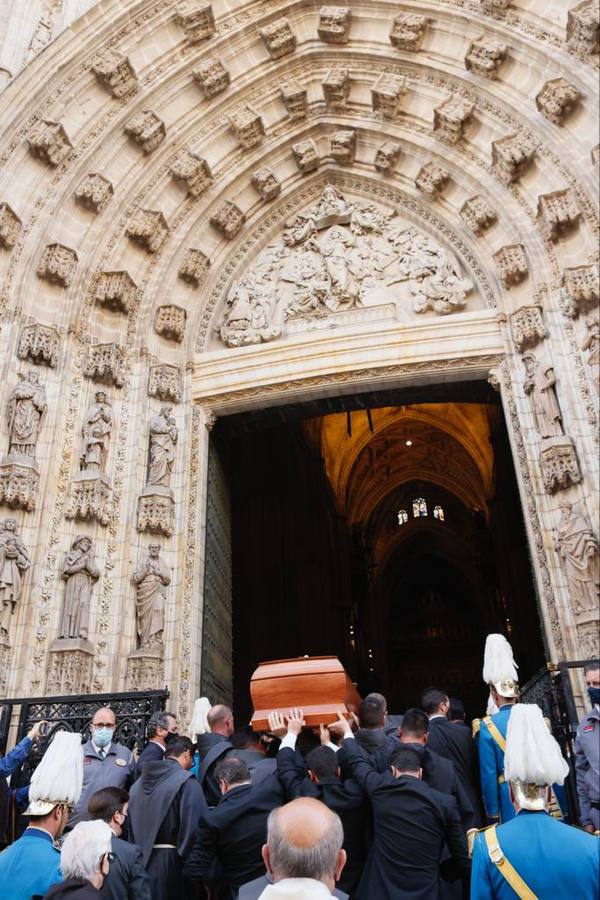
[328,711,353,739]
[583,823,596,834]
[287,708,305,737]
[27,721,46,742]
[319,724,331,746]
[268,711,287,739]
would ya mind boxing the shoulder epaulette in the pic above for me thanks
[471,717,481,738]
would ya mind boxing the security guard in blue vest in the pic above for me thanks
[471,703,599,899]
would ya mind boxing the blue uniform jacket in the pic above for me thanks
[0,827,62,900]
[478,705,514,822]
[0,735,32,807]
[471,810,599,899]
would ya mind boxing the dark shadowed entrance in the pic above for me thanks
[213,381,546,724]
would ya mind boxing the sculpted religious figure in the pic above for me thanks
[80,391,112,473]
[132,544,170,649]
[581,314,599,394]
[522,352,564,438]
[217,185,476,347]
[6,371,47,457]
[59,535,100,640]
[554,502,599,614]
[147,406,178,489]
[0,518,31,637]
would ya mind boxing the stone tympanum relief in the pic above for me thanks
[137,407,178,537]
[217,185,477,347]
[0,518,30,640]
[132,544,170,650]
[66,392,113,526]
[554,502,599,618]
[0,371,48,510]
[58,535,100,641]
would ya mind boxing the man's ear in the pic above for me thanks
[307,769,318,785]
[336,766,341,779]
[262,844,273,877]
[423,733,429,744]
[219,778,228,795]
[417,767,423,780]
[334,848,347,882]
[391,765,399,778]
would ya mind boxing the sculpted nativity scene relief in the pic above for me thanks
[218,185,477,347]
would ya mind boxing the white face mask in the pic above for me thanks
[93,727,114,747]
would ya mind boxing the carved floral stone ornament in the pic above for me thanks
[415,163,449,197]
[193,58,230,98]
[280,81,308,120]
[433,95,475,144]
[510,306,547,352]
[149,363,184,404]
[494,244,528,287]
[371,73,406,119]
[251,168,281,201]
[210,201,246,239]
[127,209,169,253]
[228,105,265,150]
[561,264,599,317]
[92,52,138,98]
[389,13,429,51]
[74,173,114,214]
[293,140,320,174]
[322,69,350,108]
[95,270,138,315]
[170,150,213,198]
[374,142,402,174]
[581,314,599,394]
[125,110,166,154]
[217,185,476,348]
[179,248,211,286]
[318,6,351,43]
[0,203,22,248]
[464,36,508,78]
[84,342,126,388]
[330,130,356,166]
[491,133,535,184]
[537,190,580,242]
[259,18,297,59]
[37,243,77,287]
[536,78,582,125]
[155,305,187,343]
[566,0,600,57]
[27,119,72,166]
[460,196,496,235]
[177,1,215,43]
[18,320,61,368]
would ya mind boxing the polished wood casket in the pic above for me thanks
[250,655,362,730]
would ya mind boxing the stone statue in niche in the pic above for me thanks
[581,314,599,394]
[217,184,475,346]
[522,352,563,438]
[80,392,112,473]
[132,544,170,649]
[554,502,599,615]
[6,371,47,458]
[0,518,30,637]
[59,535,100,640]
[147,406,178,489]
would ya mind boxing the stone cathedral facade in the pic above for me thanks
[0,1,598,723]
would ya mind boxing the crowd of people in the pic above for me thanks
[0,633,598,899]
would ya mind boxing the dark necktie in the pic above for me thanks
[98,747,106,760]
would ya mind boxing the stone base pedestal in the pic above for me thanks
[540,436,581,493]
[66,472,112,525]
[575,610,600,658]
[126,646,164,690]
[0,633,11,694]
[137,486,175,536]
[0,454,40,510]
[46,637,95,694]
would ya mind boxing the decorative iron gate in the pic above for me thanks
[0,689,169,791]
[520,659,593,823]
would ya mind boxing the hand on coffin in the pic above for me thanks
[268,711,287,739]
[328,711,353,739]
[319,724,331,746]
[287,708,306,736]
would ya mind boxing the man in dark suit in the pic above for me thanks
[135,711,178,778]
[332,714,470,899]
[87,786,151,900]
[197,704,235,806]
[184,757,284,899]
[270,709,367,896]
[354,693,391,754]
[422,688,484,826]
[231,726,277,785]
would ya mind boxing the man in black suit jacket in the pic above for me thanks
[87,786,151,900]
[184,757,284,899]
[197,704,235,806]
[270,709,367,896]
[422,688,484,826]
[332,715,470,900]
[231,726,277,785]
[135,710,178,779]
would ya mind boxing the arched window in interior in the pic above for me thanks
[398,509,408,525]
[433,505,445,522]
[413,498,427,518]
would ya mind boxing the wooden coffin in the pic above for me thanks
[250,655,362,730]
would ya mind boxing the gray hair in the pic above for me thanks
[60,820,112,880]
[266,806,343,881]
[147,710,176,738]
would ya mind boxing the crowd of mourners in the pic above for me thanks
[0,634,599,900]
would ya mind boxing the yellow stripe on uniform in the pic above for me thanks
[484,826,538,899]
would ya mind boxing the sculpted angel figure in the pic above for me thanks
[6,371,47,458]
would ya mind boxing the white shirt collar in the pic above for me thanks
[92,740,111,755]
[429,714,446,720]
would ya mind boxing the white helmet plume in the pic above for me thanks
[504,703,569,787]
[24,730,83,816]
[483,633,519,697]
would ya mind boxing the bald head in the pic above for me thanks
[207,704,234,737]
[263,798,346,889]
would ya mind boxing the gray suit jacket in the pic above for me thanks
[103,835,151,900]
[239,875,348,899]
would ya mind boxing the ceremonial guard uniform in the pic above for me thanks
[471,704,599,899]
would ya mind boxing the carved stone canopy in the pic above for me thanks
[216,185,478,348]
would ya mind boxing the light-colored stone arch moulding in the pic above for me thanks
[0,0,597,719]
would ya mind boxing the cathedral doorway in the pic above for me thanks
[209,380,546,723]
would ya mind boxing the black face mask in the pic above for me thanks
[588,687,600,707]
[165,731,179,745]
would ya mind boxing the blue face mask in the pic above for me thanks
[588,687,600,707]
[94,727,114,748]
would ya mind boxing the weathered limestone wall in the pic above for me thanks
[0,0,597,718]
